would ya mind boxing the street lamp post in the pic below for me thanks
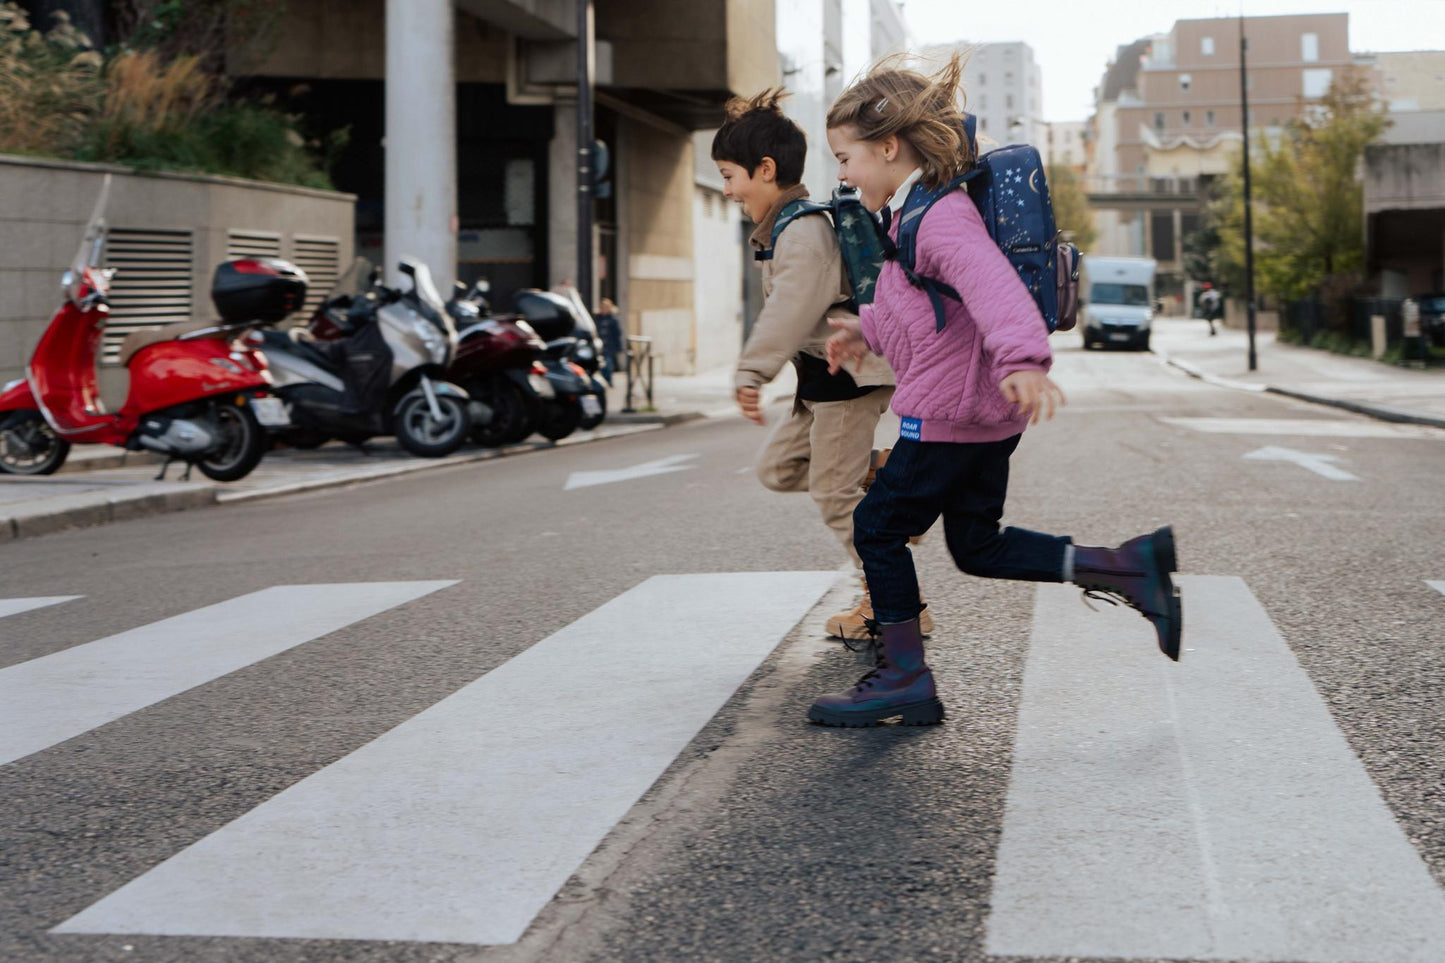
[576,0,595,308]
[1239,14,1259,371]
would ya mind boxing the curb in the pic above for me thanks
[1,420,669,542]
[605,411,707,427]
[1153,349,1445,429]
[1262,387,1445,431]
[2,481,216,542]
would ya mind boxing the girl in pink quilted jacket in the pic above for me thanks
[806,54,1183,729]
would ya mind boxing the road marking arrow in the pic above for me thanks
[1243,445,1358,481]
[564,454,698,490]
[1427,580,1445,597]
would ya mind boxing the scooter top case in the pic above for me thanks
[511,290,583,342]
[212,259,308,324]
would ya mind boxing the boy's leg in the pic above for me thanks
[804,390,891,566]
[939,435,1072,584]
[754,402,813,494]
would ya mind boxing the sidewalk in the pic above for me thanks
[606,362,796,423]
[1150,318,1445,429]
[1,364,792,543]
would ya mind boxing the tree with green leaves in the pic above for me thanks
[1047,163,1097,252]
[1194,69,1389,313]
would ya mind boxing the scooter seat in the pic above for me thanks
[118,320,226,366]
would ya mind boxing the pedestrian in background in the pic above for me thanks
[714,89,928,642]
[813,52,1183,728]
[594,297,624,386]
[1200,283,1222,336]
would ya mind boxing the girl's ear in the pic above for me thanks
[879,134,900,164]
[757,156,778,183]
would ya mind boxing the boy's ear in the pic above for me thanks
[757,156,778,183]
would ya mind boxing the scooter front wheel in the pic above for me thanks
[197,402,266,482]
[396,392,470,457]
[0,410,70,475]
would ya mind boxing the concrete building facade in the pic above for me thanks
[231,0,778,376]
[1041,121,1088,171]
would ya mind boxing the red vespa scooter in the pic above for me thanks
[0,177,296,480]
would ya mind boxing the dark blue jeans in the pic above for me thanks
[853,435,1070,624]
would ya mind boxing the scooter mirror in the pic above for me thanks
[453,281,468,300]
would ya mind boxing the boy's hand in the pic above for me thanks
[735,386,765,425]
[1000,370,1066,425]
[826,317,868,375]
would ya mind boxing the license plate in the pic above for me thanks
[249,396,291,427]
[1108,332,1132,342]
[580,394,602,417]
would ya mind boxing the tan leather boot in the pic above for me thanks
[826,580,934,640]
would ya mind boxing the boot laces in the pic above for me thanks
[840,616,882,654]
[1081,588,1127,612]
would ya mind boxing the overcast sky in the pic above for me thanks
[898,0,1445,122]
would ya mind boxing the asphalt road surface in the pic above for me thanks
[3,340,1443,963]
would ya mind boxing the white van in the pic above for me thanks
[1080,256,1156,351]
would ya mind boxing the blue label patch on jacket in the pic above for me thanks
[900,417,922,441]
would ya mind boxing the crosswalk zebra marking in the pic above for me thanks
[0,596,81,619]
[986,575,1445,962]
[53,571,839,946]
[1427,580,1445,597]
[0,582,456,767]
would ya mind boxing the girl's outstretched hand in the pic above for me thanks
[1000,370,1066,425]
[826,317,868,374]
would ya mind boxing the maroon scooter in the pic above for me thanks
[445,281,556,447]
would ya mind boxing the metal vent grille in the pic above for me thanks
[101,229,194,365]
[227,229,282,260]
[291,236,341,314]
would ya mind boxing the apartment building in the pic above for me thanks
[1042,121,1088,171]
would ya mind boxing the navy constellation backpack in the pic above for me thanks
[755,186,889,311]
[892,115,1080,334]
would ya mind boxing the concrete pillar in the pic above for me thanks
[1172,207,1183,265]
[548,102,579,290]
[385,0,457,290]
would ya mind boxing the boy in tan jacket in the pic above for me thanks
[712,90,931,640]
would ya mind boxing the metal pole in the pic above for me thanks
[576,0,595,310]
[1240,13,1259,371]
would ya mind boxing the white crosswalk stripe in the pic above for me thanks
[0,596,80,619]
[1427,580,1445,597]
[0,582,456,767]
[53,571,838,945]
[7,573,1440,956]
[986,575,1445,963]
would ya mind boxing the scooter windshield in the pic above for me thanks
[66,175,112,303]
[326,257,374,302]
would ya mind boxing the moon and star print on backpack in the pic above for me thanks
[890,114,1081,334]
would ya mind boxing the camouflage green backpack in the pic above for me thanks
[754,186,888,311]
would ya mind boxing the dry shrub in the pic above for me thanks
[0,2,102,155]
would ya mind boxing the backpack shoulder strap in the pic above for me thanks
[893,172,977,331]
[754,200,830,262]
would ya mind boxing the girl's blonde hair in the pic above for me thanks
[826,51,974,189]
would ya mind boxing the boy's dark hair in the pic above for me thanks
[710,88,806,187]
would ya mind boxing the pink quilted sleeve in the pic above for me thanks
[858,302,882,355]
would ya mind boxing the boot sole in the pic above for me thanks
[807,696,946,728]
[1152,526,1182,661]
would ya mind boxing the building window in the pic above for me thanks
[1303,67,1333,98]
[1006,93,1014,110]
[1202,36,1215,56]
[1182,110,1191,125]
[980,117,988,132]
[1302,32,1319,62]
[1179,73,1191,91]
[1207,109,1216,126]
[1154,112,1165,132]
[980,94,987,110]
[979,72,986,86]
